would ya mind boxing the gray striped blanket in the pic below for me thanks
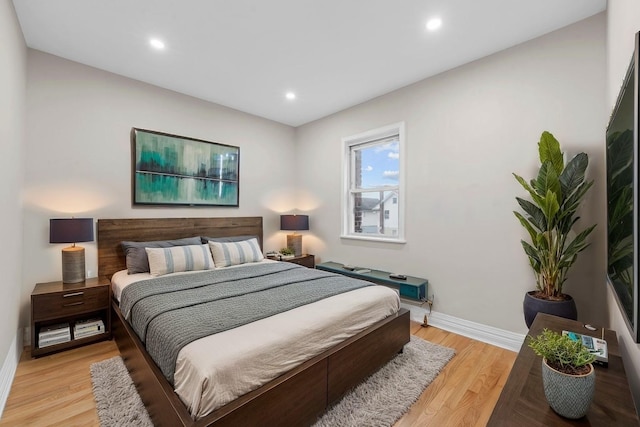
[119,262,372,384]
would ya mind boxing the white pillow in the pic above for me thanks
[145,244,215,277]
[208,238,264,268]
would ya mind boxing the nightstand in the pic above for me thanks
[31,277,112,357]
[282,254,315,268]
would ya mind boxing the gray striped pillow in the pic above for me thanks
[145,244,215,276]
[208,238,264,267]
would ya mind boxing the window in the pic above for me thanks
[342,122,405,242]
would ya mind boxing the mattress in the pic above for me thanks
[112,262,400,419]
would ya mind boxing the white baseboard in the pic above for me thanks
[0,331,22,418]
[401,302,525,352]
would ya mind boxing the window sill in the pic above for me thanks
[340,234,406,244]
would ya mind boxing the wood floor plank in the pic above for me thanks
[394,325,516,427]
[0,340,118,427]
[0,323,516,427]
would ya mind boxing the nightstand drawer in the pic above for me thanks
[282,254,315,268]
[32,286,109,321]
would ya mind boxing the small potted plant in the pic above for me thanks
[528,328,596,419]
[279,247,295,259]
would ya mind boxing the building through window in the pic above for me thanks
[342,122,405,242]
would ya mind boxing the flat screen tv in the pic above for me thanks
[606,31,640,342]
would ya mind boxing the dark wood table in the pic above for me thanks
[487,313,639,426]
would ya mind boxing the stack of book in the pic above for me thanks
[562,330,609,367]
[73,318,105,339]
[38,323,71,348]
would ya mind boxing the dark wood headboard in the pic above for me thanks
[97,217,263,279]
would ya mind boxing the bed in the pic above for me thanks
[97,217,410,427]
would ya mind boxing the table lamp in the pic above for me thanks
[280,214,309,257]
[49,218,94,283]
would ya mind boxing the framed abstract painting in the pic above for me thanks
[131,128,240,207]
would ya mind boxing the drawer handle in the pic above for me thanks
[63,292,84,298]
[63,302,84,307]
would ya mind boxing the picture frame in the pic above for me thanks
[131,128,240,207]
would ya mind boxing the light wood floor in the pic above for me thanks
[0,322,516,427]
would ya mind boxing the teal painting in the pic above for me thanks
[132,128,240,206]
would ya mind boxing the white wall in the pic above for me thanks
[296,14,606,334]
[606,0,640,409]
[21,51,297,328]
[0,0,26,413]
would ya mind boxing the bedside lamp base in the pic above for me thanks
[62,246,86,284]
[286,234,303,257]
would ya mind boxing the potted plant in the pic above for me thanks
[279,247,295,259]
[513,131,596,327]
[528,328,596,419]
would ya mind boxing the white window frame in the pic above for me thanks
[341,122,406,243]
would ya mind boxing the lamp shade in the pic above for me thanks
[49,218,94,244]
[280,215,309,231]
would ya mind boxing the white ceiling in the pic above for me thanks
[13,0,606,127]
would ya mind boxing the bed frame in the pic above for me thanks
[97,217,410,427]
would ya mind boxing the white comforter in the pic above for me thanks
[112,262,400,419]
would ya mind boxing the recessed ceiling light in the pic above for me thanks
[149,38,165,50]
[426,17,442,32]
[285,92,296,100]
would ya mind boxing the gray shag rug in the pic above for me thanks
[313,336,455,427]
[91,336,454,427]
[90,356,153,427]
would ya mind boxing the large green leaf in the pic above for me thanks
[535,161,562,201]
[559,180,594,219]
[514,211,539,242]
[540,190,560,226]
[515,197,546,231]
[538,131,564,175]
[521,240,541,268]
[536,230,552,251]
[559,153,588,196]
[560,224,596,264]
[557,216,579,236]
[556,180,594,235]
[513,173,545,207]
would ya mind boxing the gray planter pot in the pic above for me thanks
[523,291,577,328]
[541,359,595,419]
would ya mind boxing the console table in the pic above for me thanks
[488,313,639,426]
[316,261,427,301]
